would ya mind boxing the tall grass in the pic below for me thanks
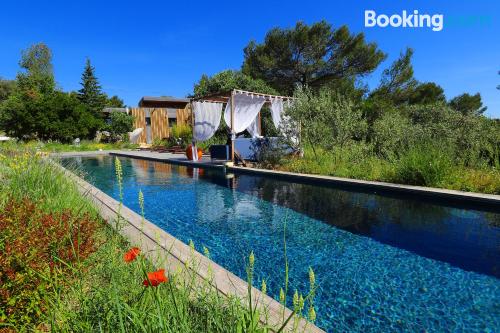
[279,145,500,194]
[0,146,97,215]
[2,139,138,153]
[389,144,454,187]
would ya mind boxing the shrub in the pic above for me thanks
[0,198,97,328]
[170,124,193,147]
[449,168,500,194]
[286,87,367,158]
[151,138,168,149]
[372,111,415,159]
[251,138,287,169]
[390,144,454,187]
[0,90,103,142]
[107,111,134,141]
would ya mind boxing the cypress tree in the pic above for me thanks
[78,58,106,115]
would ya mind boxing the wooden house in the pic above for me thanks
[130,96,191,144]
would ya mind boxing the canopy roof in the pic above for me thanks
[190,89,294,104]
[138,96,190,108]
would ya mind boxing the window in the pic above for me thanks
[168,118,177,128]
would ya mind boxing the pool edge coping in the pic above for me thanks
[53,158,324,333]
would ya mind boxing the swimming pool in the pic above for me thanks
[62,155,500,332]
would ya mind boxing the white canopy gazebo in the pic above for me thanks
[189,89,294,162]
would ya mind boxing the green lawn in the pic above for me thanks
[18,140,139,153]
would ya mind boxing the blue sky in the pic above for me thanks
[1,0,499,117]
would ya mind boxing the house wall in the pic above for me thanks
[176,104,191,125]
[129,106,191,144]
[151,108,169,141]
[130,108,147,143]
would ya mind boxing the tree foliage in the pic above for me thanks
[0,90,102,141]
[409,82,446,105]
[106,95,125,107]
[370,48,417,105]
[286,87,366,157]
[0,44,112,141]
[193,70,277,97]
[107,111,134,139]
[448,93,487,116]
[0,78,16,103]
[369,49,446,107]
[242,21,386,94]
[78,58,107,115]
[16,43,55,97]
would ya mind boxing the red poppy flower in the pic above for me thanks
[124,247,140,263]
[143,269,168,287]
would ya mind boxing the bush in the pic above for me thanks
[251,138,287,168]
[450,168,500,194]
[0,147,100,329]
[390,144,454,187]
[372,111,415,159]
[0,90,103,142]
[170,124,193,147]
[286,87,367,158]
[106,111,134,141]
[0,199,97,328]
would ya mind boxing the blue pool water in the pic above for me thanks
[62,156,500,332]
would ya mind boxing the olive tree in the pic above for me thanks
[285,87,367,158]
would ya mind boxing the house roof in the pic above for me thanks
[138,96,191,108]
[102,107,128,113]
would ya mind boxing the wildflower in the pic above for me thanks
[309,267,315,287]
[293,290,299,309]
[143,269,168,287]
[308,307,316,322]
[261,279,267,295]
[124,247,140,262]
[299,294,305,310]
[138,190,144,214]
[203,246,210,258]
[114,157,123,184]
[249,251,255,267]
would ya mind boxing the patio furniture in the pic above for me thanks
[209,145,230,161]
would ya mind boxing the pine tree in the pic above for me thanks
[78,58,106,115]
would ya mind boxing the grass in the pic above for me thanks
[10,139,139,153]
[277,145,500,194]
[0,146,317,332]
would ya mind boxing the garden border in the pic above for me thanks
[54,158,324,333]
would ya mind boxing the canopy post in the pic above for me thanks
[230,90,235,163]
[190,101,195,143]
[189,102,195,160]
[258,111,262,136]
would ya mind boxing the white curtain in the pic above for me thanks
[270,97,284,130]
[192,101,223,142]
[271,98,299,145]
[246,117,262,138]
[224,93,266,133]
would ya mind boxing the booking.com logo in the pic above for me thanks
[365,10,444,31]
